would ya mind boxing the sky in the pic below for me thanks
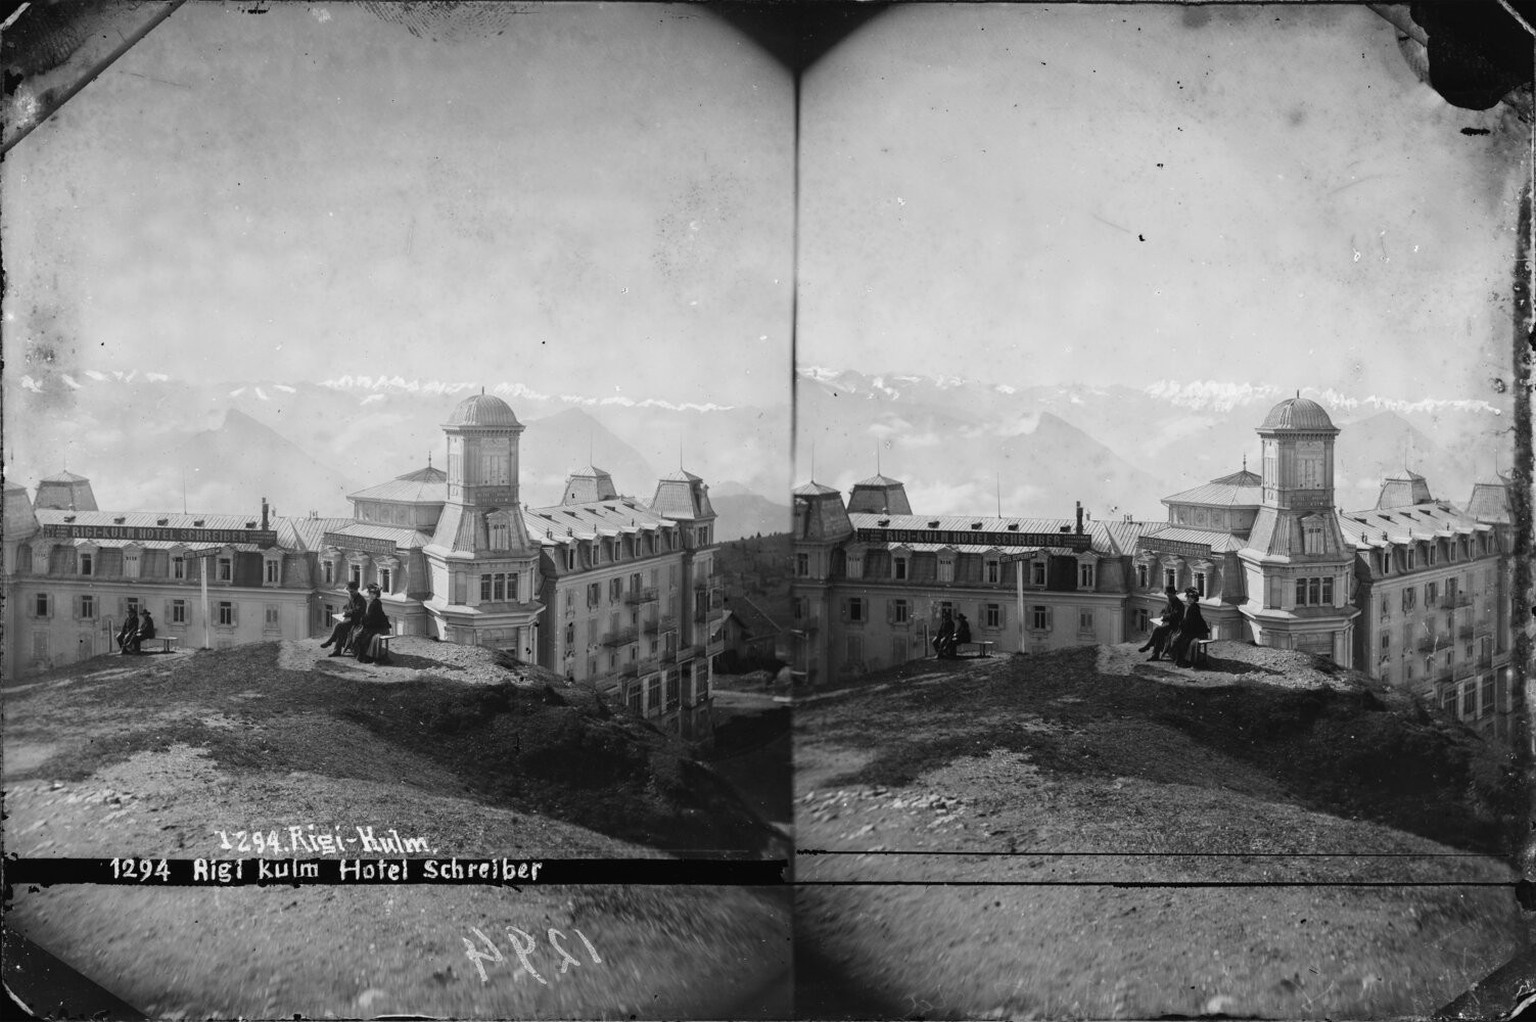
[797,3,1529,405]
[2,2,794,408]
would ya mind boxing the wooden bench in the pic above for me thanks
[955,641,996,658]
[364,634,397,662]
[1190,638,1214,667]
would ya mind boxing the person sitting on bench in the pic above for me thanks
[1138,586,1184,661]
[1169,588,1210,668]
[118,607,141,655]
[954,612,972,652]
[321,580,367,657]
[137,608,157,651]
[352,584,393,664]
[933,609,956,658]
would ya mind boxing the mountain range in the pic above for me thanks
[4,375,790,542]
[795,368,1509,520]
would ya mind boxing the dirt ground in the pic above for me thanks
[3,640,791,1020]
[793,644,1522,1020]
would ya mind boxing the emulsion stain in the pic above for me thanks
[1461,127,1492,136]
[1493,378,1508,394]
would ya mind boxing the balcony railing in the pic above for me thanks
[1439,593,1472,610]
[624,587,659,605]
[643,616,677,635]
[1416,635,1449,654]
[601,628,639,648]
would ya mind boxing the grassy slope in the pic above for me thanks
[794,645,1522,1020]
[3,642,790,1019]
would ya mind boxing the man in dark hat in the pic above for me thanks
[320,580,367,657]
[1139,585,1184,661]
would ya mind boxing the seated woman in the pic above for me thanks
[1170,589,1211,668]
[351,584,393,664]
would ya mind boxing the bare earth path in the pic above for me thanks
[793,644,1520,1019]
[4,640,790,1019]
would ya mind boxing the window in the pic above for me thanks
[218,557,233,582]
[894,556,908,580]
[266,559,280,584]
[892,599,909,624]
[1303,522,1324,554]
[1427,545,1437,566]
[587,582,601,608]
[796,553,810,577]
[174,556,187,581]
[1402,587,1416,612]
[1441,685,1457,716]
[1137,564,1150,589]
[321,560,333,585]
[564,623,575,648]
[630,572,642,594]
[33,593,51,618]
[1406,548,1416,571]
[986,604,1002,629]
[666,672,681,711]
[1079,610,1094,632]
[1079,563,1095,589]
[481,574,492,601]
[80,552,94,576]
[986,559,999,584]
[494,574,506,601]
[847,597,865,623]
[218,602,235,626]
[79,594,95,619]
[1321,577,1333,605]
[646,675,662,715]
[1461,682,1476,719]
[1379,632,1390,651]
[265,604,281,628]
[348,563,361,586]
[1163,567,1177,590]
[125,597,140,617]
[379,567,391,593]
[1380,596,1389,621]
[1030,605,1051,631]
[1481,675,1495,718]
[1194,572,1207,598]
[937,556,955,583]
[171,600,187,624]
[124,551,141,579]
[1425,581,1437,605]
[627,683,642,715]
[610,578,623,602]
[1032,561,1047,586]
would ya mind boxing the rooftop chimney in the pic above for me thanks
[1075,501,1084,535]
[260,497,269,530]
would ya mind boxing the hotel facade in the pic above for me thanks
[791,397,1517,740]
[3,393,725,741]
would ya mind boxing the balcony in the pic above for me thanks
[1438,593,1472,610]
[601,628,639,648]
[624,587,659,605]
[1457,623,1476,641]
[1478,651,1493,669]
[643,615,677,635]
[1416,635,1449,654]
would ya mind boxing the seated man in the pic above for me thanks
[320,580,367,657]
[1169,589,1211,668]
[352,584,393,664]
[1138,586,1184,661]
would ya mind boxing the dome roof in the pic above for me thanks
[445,393,520,427]
[1260,397,1334,431]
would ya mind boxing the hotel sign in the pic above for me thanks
[855,528,1091,550]
[1137,537,1214,557]
[41,524,278,546]
[322,532,398,557]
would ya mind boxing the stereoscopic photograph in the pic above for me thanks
[2,2,1533,1021]
[787,3,1531,1019]
[3,2,792,1018]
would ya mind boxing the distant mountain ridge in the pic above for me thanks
[795,367,1508,520]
